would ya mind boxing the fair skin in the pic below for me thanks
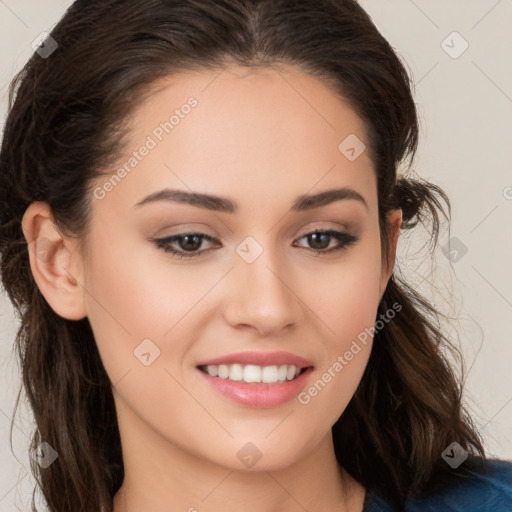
[22,63,401,511]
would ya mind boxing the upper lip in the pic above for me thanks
[196,351,314,369]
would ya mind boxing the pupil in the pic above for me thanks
[182,235,201,251]
[310,233,329,250]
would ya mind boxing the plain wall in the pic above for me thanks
[1,1,511,510]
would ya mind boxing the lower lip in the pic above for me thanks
[196,367,314,408]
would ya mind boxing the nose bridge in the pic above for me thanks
[224,234,303,335]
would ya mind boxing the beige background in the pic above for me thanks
[1,0,511,510]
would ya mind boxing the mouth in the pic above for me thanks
[197,363,311,385]
[195,351,315,407]
[195,352,315,408]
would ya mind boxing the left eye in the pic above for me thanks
[152,230,358,259]
[152,233,218,259]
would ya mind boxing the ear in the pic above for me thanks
[21,201,87,321]
[378,208,402,301]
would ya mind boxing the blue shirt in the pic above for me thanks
[363,458,512,511]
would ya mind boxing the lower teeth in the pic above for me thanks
[218,376,295,384]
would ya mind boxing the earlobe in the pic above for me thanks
[21,201,87,321]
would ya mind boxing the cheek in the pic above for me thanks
[304,234,383,338]
[82,244,202,438]
[296,236,381,412]
[81,228,182,376]
[297,271,378,427]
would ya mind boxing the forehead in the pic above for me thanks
[128,63,370,155]
[92,63,376,216]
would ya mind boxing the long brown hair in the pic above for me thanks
[0,1,486,510]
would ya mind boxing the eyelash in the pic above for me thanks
[152,230,358,259]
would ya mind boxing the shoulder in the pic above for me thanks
[410,458,512,512]
[363,458,512,512]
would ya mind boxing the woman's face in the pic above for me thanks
[68,64,400,470]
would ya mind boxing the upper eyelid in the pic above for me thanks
[154,220,355,239]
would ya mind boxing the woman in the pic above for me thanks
[0,0,511,511]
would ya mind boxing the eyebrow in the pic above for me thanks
[133,187,368,212]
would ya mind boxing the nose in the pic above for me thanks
[222,243,305,337]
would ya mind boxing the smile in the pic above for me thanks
[198,363,306,384]
[196,365,314,408]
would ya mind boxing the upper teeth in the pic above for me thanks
[203,364,302,384]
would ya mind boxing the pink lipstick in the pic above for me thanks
[195,351,314,408]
